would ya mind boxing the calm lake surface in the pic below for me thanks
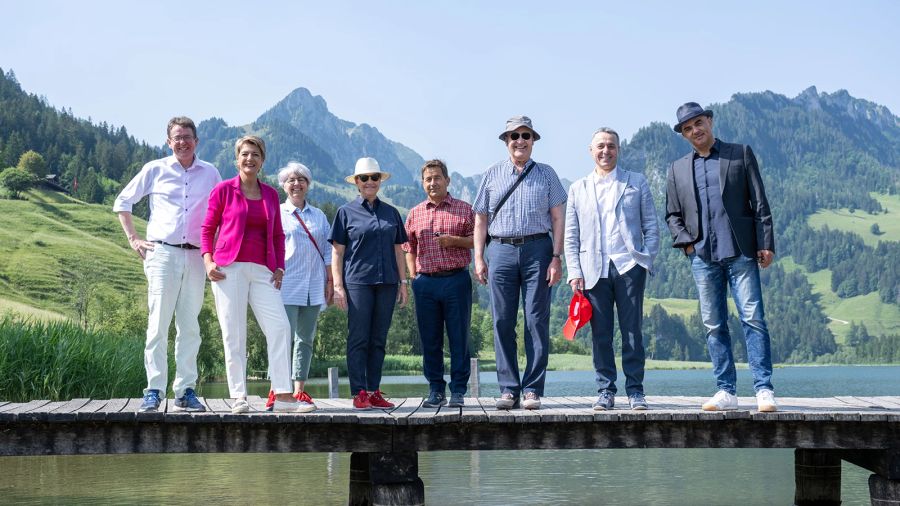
[2,365,898,505]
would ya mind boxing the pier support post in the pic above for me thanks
[794,449,841,506]
[869,474,900,505]
[469,358,479,397]
[328,367,340,399]
[348,452,424,506]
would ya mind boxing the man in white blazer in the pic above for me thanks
[564,127,660,410]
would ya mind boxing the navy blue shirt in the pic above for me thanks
[693,140,739,261]
[330,196,408,286]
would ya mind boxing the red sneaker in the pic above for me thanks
[353,390,372,410]
[368,390,395,409]
[295,391,315,404]
[265,389,276,411]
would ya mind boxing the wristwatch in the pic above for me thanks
[552,254,562,259]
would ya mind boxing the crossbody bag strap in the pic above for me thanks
[293,209,325,263]
[488,160,536,227]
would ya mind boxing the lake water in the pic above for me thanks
[1,365,897,505]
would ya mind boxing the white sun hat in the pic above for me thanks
[345,157,391,184]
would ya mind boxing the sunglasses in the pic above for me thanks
[356,174,381,182]
[508,132,532,141]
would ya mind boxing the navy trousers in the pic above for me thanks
[486,236,552,396]
[583,262,647,396]
[345,283,398,394]
[412,270,472,394]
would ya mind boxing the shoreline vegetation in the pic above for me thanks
[2,314,897,402]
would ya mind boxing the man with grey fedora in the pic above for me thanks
[665,102,778,413]
[473,115,567,410]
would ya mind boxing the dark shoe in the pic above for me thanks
[495,392,520,410]
[629,392,648,410]
[139,389,161,412]
[368,390,395,409]
[265,389,276,412]
[173,388,206,412]
[447,392,465,408]
[353,390,372,410]
[423,391,447,408]
[522,392,541,410]
[593,390,615,411]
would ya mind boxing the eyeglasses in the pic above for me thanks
[286,177,308,185]
[508,132,532,141]
[169,135,196,142]
[356,174,381,182]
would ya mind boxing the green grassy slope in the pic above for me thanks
[0,188,145,319]
[808,192,900,247]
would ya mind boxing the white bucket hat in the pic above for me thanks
[345,157,391,184]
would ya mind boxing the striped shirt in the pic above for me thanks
[472,158,567,237]
[280,201,332,306]
[404,194,474,274]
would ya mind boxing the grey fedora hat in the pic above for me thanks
[673,102,713,133]
[499,115,541,141]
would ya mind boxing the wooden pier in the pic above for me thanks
[1,395,899,505]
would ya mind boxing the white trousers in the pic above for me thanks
[143,243,206,398]
[211,262,293,398]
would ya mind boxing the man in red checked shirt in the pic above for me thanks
[404,159,475,409]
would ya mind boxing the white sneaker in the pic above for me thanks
[756,389,778,412]
[273,399,302,412]
[701,390,738,411]
[231,398,250,414]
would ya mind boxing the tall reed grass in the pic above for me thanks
[0,314,145,402]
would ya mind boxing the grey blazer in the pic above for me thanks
[564,169,660,290]
[664,140,774,256]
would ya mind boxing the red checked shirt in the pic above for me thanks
[404,194,475,274]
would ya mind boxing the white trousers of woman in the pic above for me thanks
[211,261,293,398]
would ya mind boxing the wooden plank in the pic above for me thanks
[164,396,221,423]
[0,401,8,410]
[477,397,515,423]
[401,398,439,426]
[74,399,111,421]
[46,398,91,422]
[534,397,573,422]
[91,398,128,421]
[860,397,900,409]
[315,398,361,424]
[0,400,51,421]
[459,396,488,423]
[18,401,68,422]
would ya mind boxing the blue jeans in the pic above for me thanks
[689,253,773,394]
[412,270,472,394]
[345,283,398,394]
[486,236,552,396]
[583,263,647,396]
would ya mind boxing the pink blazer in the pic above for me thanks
[201,176,285,272]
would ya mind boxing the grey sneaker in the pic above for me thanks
[174,388,206,412]
[447,392,465,407]
[423,391,447,408]
[522,392,541,410]
[231,398,250,414]
[593,390,615,411]
[629,392,648,410]
[495,392,520,410]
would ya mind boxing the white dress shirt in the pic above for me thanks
[113,155,221,246]
[594,167,636,277]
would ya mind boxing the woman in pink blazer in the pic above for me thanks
[201,135,301,414]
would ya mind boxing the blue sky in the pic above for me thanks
[3,1,898,180]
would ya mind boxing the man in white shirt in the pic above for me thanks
[113,117,221,412]
[564,128,660,411]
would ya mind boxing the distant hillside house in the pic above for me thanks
[42,174,70,194]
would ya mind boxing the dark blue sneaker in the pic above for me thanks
[447,392,465,408]
[422,391,447,408]
[174,388,206,412]
[140,389,161,412]
[592,390,615,411]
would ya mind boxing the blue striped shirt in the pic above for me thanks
[472,158,567,237]
[280,201,332,307]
